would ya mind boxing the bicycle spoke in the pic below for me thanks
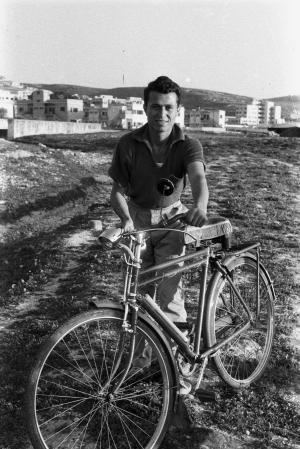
[28,312,174,448]
[67,328,99,385]
[44,361,98,390]
[44,400,103,446]
[209,257,274,386]
[113,403,153,437]
[37,377,97,400]
[58,339,99,387]
[112,404,146,449]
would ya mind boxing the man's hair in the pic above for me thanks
[144,76,181,107]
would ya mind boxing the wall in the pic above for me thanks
[7,119,103,140]
[0,100,14,118]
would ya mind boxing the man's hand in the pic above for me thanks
[121,217,135,232]
[186,206,207,227]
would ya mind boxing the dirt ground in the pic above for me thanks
[0,132,299,449]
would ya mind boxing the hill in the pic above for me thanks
[26,83,300,119]
[26,83,252,115]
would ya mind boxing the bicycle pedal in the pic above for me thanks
[195,388,217,402]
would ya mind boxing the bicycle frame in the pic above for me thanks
[117,230,261,369]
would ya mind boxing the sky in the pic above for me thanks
[1,0,299,98]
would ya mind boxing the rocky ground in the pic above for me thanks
[0,131,299,449]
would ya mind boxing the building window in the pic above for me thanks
[60,107,65,111]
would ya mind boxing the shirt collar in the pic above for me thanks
[132,123,185,148]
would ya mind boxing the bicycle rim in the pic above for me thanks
[26,308,176,449]
[206,255,274,388]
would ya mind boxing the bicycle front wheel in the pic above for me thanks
[26,307,176,449]
[205,254,275,388]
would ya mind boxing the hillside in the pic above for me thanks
[26,82,300,119]
[26,83,252,114]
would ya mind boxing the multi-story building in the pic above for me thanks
[235,99,283,126]
[45,98,84,122]
[185,107,201,127]
[185,107,225,128]
[201,109,225,128]
[15,89,84,122]
[235,100,260,126]
[107,97,147,129]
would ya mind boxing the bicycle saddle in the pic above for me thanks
[185,216,232,249]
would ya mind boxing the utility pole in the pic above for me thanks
[122,49,125,86]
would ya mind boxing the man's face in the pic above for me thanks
[144,91,179,135]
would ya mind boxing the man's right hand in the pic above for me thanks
[121,218,135,232]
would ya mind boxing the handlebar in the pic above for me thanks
[98,214,233,252]
[98,212,188,249]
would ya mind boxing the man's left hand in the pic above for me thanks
[186,207,207,227]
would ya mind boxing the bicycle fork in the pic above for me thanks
[106,233,145,394]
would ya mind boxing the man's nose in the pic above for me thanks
[158,106,167,116]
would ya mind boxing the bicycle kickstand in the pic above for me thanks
[194,356,208,392]
[194,357,217,402]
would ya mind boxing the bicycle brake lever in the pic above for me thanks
[162,212,187,227]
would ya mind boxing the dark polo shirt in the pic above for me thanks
[108,123,205,208]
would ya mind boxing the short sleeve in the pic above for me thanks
[108,138,132,191]
[184,138,206,170]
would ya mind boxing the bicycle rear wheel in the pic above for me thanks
[26,306,176,449]
[205,254,274,388]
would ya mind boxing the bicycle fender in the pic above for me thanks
[221,252,276,299]
[89,297,179,407]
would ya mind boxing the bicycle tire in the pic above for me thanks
[205,253,275,388]
[26,306,176,449]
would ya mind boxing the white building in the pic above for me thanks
[45,98,84,122]
[107,97,147,129]
[185,107,225,128]
[15,89,84,122]
[176,106,185,128]
[0,90,16,118]
[201,109,225,128]
[235,99,283,126]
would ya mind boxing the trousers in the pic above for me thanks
[129,200,187,323]
[128,201,188,369]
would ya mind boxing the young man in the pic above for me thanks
[108,76,208,390]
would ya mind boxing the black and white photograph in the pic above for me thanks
[0,1,299,448]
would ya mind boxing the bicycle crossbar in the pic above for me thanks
[140,247,209,276]
[139,258,208,287]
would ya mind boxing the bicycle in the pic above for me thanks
[26,213,275,449]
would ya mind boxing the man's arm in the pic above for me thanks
[186,161,209,227]
[110,181,134,231]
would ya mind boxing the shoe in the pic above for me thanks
[195,387,217,402]
[179,377,192,395]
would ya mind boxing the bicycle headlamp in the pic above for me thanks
[98,227,123,249]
